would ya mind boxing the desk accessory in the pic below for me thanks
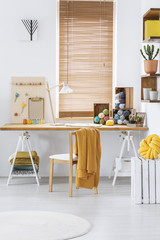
[46,81,73,125]
[11,77,46,123]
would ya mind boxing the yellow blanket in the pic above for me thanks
[9,151,39,166]
[74,128,101,189]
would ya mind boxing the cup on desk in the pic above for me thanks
[150,91,158,101]
[143,88,152,100]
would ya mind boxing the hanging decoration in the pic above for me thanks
[21,19,38,41]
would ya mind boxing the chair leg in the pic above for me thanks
[49,159,54,192]
[69,163,73,197]
[94,187,98,194]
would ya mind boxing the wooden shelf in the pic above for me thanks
[143,37,160,43]
[113,108,132,110]
[141,73,160,78]
[141,100,160,103]
[143,8,160,20]
[143,8,160,42]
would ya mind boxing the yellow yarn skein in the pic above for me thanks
[138,134,160,159]
[106,120,114,126]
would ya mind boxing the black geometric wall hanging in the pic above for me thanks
[21,19,38,41]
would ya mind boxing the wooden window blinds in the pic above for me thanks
[59,0,113,117]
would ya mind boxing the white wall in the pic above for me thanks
[141,0,160,135]
[0,0,146,177]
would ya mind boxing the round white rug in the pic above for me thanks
[0,211,91,240]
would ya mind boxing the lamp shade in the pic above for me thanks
[60,82,73,94]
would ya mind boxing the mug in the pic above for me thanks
[143,88,152,100]
[150,91,158,101]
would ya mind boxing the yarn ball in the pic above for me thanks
[117,110,123,116]
[99,119,105,125]
[117,119,123,125]
[119,104,125,108]
[103,109,109,116]
[115,93,120,100]
[114,114,120,121]
[98,112,105,119]
[120,115,125,121]
[114,119,117,124]
[119,92,125,99]
[106,120,114,126]
[104,115,109,122]
[94,116,100,123]
[123,119,128,125]
[123,110,130,117]
[115,103,120,108]
[138,134,160,159]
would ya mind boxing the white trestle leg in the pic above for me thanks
[112,131,137,186]
[7,131,40,186]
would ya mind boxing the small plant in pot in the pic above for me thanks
[140,44,159,74]
[136,115,142,124]
[129,114,136,124]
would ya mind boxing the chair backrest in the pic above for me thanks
[69,132,76,163]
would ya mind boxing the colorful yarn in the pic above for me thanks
[119,104,125,108]
[106,120,114,126]
[98,112,105,119]
[114,119,117,124]
[138,134,160,159]
[100,119,105,125]
[103,109,109,116]
[104,116,109,122]
[115,103,120,108]
[115,93,120,100]
[117,119,123,125]
[94,116,100,123]
[120,115,125,121]
[123,119,128,125]
[123,110,130,117]
[114,114,120,121]
[117,110,123,116]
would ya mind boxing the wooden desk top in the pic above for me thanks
[0,123,149,131]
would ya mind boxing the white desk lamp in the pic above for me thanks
[46,81,73,124]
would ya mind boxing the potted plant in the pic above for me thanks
[140,44,159,74]
[136,115,142,124]
[129,114,136,124]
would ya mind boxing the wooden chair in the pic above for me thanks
[49,131,98,197]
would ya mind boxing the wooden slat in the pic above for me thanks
[59,0,113,117]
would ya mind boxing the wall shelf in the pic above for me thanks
[143,37,160,43]
[141,74,159,102]
[141,100,160,103]
[141,73,160,78]
[143,8,160,42]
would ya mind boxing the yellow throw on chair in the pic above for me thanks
[138,134,160,159]
[74,128,101,190]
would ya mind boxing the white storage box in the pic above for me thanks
[131,157,160,204]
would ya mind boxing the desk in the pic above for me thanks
[0,123,148,186]
[0,123,148,131]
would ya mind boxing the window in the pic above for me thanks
[59,0,113,117]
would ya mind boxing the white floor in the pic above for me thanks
[0,177,160,240]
